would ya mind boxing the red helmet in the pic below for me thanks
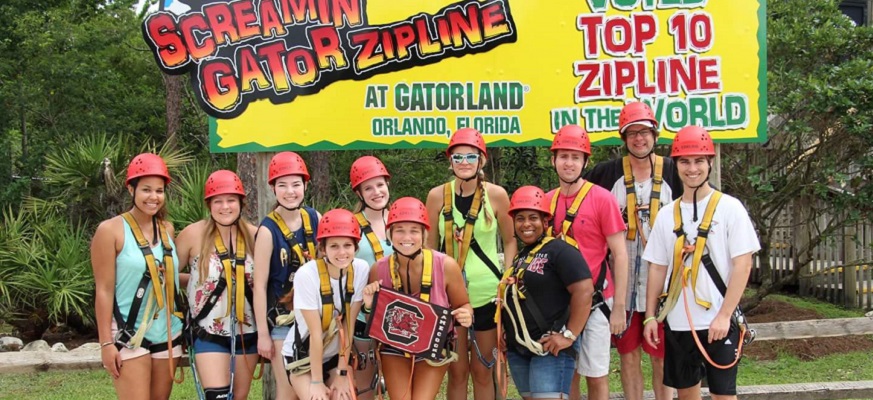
[204,170,245,201]
[509,186,551,218]
[268,152,310,184]
[349,156,390,190]
[619,102,658,136]
[447,128,487,157]
[317,209,362,241]
[550,125,591,155]
[671,126,715,158]
[126,153,170,185]
[387,197,430,230]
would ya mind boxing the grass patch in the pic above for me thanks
[764,294,866,319]
[1,294,869,399]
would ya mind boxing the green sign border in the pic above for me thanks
[209,1,767,153]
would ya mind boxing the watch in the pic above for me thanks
[561,329,577,341]
[339,369,348,376]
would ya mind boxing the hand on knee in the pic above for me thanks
[204,385,231,400]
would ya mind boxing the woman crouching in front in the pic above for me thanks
[499,186,594,400]
[281,209,370,400]
[361,197,473,400]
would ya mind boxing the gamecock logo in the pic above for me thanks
[382,300,424,345]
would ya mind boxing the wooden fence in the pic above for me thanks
[750,201,873,310]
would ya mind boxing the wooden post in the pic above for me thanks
[843,221,858,308]
[711,143,722,190]
[239,153,282,400]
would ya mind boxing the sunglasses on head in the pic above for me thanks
[450,153,480,164]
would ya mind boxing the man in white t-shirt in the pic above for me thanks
[642,126,760,400]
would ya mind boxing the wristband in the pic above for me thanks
[363,304,372,314]
[643,316,657,325]
[100,341,114,348]
[310,380,323,385]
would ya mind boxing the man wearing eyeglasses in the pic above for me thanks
[545,124,628,400]
[584,102,682,400]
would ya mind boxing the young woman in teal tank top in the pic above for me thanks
[425,129,518,400]
[348,155,394,399]
[91,153,184,400]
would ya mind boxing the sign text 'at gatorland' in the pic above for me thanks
[142,0,766,152]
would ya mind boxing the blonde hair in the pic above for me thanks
[197,196,256,284]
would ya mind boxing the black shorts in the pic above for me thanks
[284,354,339,384]
[472,302,498,331]
[663,323,740,395]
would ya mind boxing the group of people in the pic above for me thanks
[91,101,760,400]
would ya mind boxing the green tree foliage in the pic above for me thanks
[0,0,209,213]
[724,0,873,308]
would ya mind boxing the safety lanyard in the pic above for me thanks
[389,250,435,302]
[495,237,553,356]
[213,230,248,325]
[499,237,554,300]
[657,191,723,321]
[315,259,355,332]
[268,209,316,263]
[623,155,664,242]
[547,181,594,247]
[442,182,484,270]
[355,212,384,261]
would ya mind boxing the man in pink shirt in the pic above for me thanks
[546,124,629,400]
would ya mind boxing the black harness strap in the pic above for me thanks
[591,260,611,319]
[469,238,502,280]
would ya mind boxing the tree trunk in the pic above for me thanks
[309,151,330,209]
[163,73,183,147]
[237,153,259,222]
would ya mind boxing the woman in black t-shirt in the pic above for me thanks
[498,185,595,400]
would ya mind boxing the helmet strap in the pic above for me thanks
[358,193,388,212]
[213,216,240,228]
[392,246,422,261]
[554,157,587,185]
[274,188,303,211]
[628,146,654,160]
[689,160,713,222]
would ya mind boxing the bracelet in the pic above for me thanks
[363,304,372,314]
[310,380,323,385]
[100,341,114,348]
[643,316,657,325]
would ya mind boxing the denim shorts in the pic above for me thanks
[271,325,291,341]
[506,338,581,399]
[193,333,258,355]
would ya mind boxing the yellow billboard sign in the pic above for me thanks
[142,0,766,152]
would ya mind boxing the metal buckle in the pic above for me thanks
[114,330,136,349]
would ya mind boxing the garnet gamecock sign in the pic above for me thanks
[367,289,453,361]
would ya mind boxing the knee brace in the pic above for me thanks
[204,386,231,400]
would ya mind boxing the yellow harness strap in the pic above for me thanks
[267,211,310,264]
[624,156,664,241]
[388,250,436,360]
[213,231,248,325]
[301,210,317,258]
[315,259,355,332]
[389,250,435,302]
[355,212,384,260]
[121,213,183,383]
[547,181,594,247]
[442,182,484,270]
[657,191,723,321]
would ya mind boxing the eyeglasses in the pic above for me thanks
[450,153,480,164]
[624,129,654,139]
